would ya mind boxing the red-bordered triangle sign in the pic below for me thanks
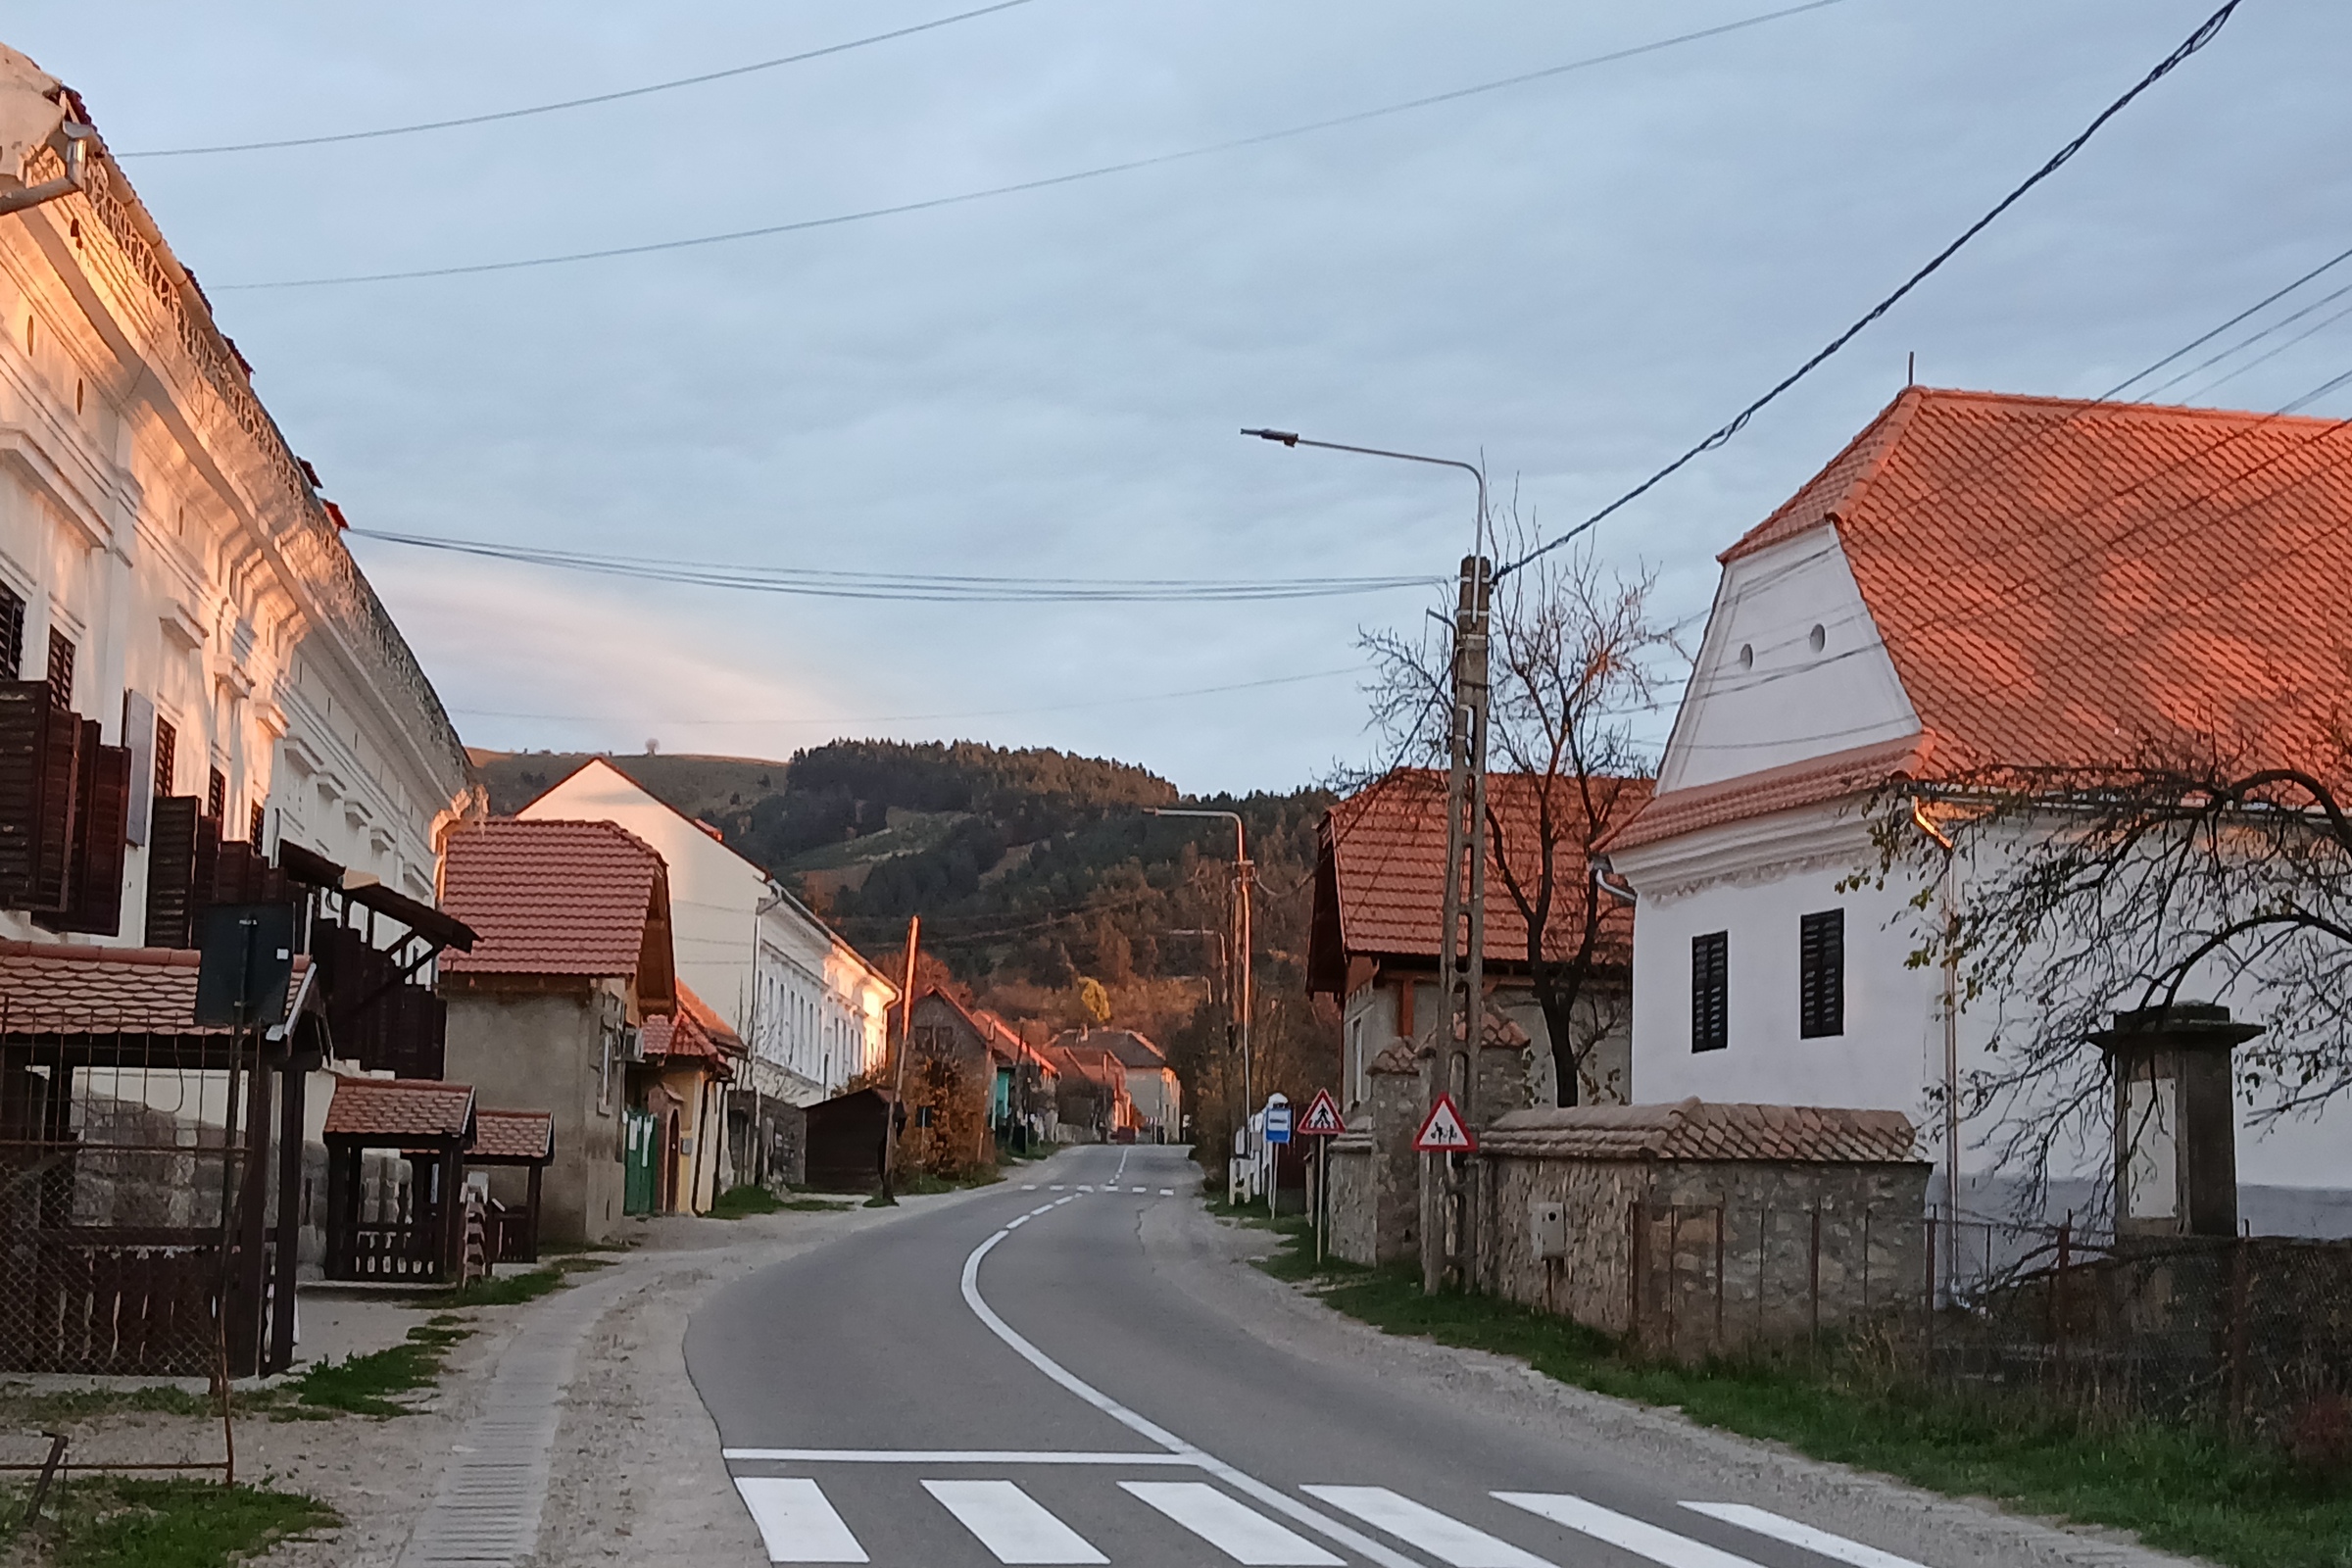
[1413,1093,1475,1152]
[1296,1089,1347,1137]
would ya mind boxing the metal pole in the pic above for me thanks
[881,914,919,1203]
[1150,810,1251,1157]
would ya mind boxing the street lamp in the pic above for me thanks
[1149,808,1253,1129]
[1241,426,1492,1296]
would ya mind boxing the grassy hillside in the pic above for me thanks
[467,740,1336,1150]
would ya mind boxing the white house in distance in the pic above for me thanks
[1606,386,2352,1238]
[517,758,897,1104]
[0,46,469,943]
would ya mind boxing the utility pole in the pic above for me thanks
[880,913,919,1203]
[1240,428,1488,1296]
[1150,809,1252,1146]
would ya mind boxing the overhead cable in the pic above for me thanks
[116,0,1040,158]
[1496,0,2242,581]
[217,0,1847,290]
[347,527,1438,603]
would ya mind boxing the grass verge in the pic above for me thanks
[1225,1207,2352,1568]
[4,1476,336,1567]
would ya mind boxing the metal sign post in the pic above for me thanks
[1297,1090,1346,1262]
[1260,1095,1291,1219]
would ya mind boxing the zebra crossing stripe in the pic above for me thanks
[1680,1502,1930,1568]
[923,1479,1107,1564]
[1496,1494,1761,1568]
[1301,1486,1553,1567]
[732,1478,868,1563]
[1120,1482,1343,1565]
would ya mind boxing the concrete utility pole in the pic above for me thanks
[1150,809,1252,1125]
[880,913,920,1203]
[1241,429,1489,1295]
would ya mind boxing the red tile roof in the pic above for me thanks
[641,1002,736,1079]
[439,819,671,990]
[0,941,311,1035]
[469,1107,555,1162]
[1481,1098,1919,1163]
[1734,386,2352,777]
[1606,735,1935,852]
[323,1076,475,1143]
[1315,770,1648,977]
[674,982,744,1055]
[1053,1027,1168,1073]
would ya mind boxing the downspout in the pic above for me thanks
[1912,799,1961,1299]
[0,122,95,220]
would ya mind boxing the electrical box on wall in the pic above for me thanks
[1529,1199,1567,1260]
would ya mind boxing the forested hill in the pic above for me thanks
[467,742,1337,1119]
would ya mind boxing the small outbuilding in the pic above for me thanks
[466,1108,556,1265]
[804,1088,898,1193]
[320,1076,477,1284]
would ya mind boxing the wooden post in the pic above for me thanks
[525,1163,545,1264]
[1807,1203,1823,1350]
[230,1041,272,1377]
[1924,1212,1937,1373]
[267,1062,306,1374]
[2051,1213,2073,1394]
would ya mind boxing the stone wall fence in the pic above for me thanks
[1474,1099,1929,1360]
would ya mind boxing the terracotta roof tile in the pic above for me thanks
[1606,735,1934,851]
[674,982,744,1054]
[0,941,311,1035]
[323,1076,474,1142]
[641,1004,735,1079]
[1481,1097,1919,1163]
[1320,770,1649,969]
[469,1107,554,1161]
[439,819,665,979]
[1053,1028,1167,1072]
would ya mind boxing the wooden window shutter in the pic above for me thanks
[145,795,200,948]
[35,723,131,937]
[28,701,81,911]
[0,584,22,678]
[1799,908,1844,1038]
[0,680,49,906]
[1690,930,1729,1054]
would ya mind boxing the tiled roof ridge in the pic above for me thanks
[0,941,201,968]
[1604,732,1935,852]
[459,813,666,862]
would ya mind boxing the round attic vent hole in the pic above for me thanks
[1738,643,1754,669]
[1809,623,1827,653]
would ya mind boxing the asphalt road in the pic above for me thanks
[684,1144,1952,1568]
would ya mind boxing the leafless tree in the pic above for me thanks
[1358,511,1672,1105]
[1857,729,2352,1200]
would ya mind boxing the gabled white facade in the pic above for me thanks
[1616,525,2352,1234]
[0,46,468,940]
[517,758,894,1103]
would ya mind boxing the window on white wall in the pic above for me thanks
[1799,909,1844,1039]
[1691,932,1729,1054]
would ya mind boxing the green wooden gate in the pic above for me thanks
[622,1107,658,1216]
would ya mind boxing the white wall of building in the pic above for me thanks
[0,54,468,942]
[519,758,895,1104]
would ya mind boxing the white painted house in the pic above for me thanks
[517,757,896,1105]
[0,45,469,942]
[1606,387,2352,1237]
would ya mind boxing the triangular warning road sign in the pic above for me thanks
[1413,1093,1475,1152]
[1297,1089,1347,1137]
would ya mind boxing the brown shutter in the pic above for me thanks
[0,680,48,906]
[46,739,131,936]
[145,795,201,947]
[29,704,82,912]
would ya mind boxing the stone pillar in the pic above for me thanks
[2089,1003,2261,1242]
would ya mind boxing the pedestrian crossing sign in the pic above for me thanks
[1413,1093,1475,1152]
[1296,1089,1346,1137]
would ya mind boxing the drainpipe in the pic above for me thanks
[0,124,97,220]
[1911,799,1962,1299]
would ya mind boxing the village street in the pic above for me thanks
[437,1142,2185,1568]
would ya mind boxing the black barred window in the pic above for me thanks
[154,717,175,800]
[1691,931,1728,1053]
[1799,908,1844,1038]
[44,628,73,710]
[0,584,22,678]
[207,767,226,822]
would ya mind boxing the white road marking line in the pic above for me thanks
[923,1479,1107,1564]
[1304,1487,1553,1567]
[1130,1185,1150,1193]
[1030,1204,1054,1216]
[1159,1188,1175,1196]
[1023,1184,1040,1190]
[960,1230,1421,1568]
[1121,1481,1344,1565]
[1077,1184,1095,1192]
[1496,1494,1760,1568]
[1680,1502,1929,1568]
[732,1478,868,1563]
[1008,1215,1031,1228]
[1053,1196,1075,1206]
[1114,1148,1131,1180]
[1050,1185,1066,1191]
[724,1449,1200,1465]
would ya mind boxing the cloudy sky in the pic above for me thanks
[8,1,2346,793]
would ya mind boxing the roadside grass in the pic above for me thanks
[406,1250,614,1309]
[2,1476,336,1568]
[1219,1208,2352,1568]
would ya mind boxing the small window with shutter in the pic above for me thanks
[44,628,73,710]
[1800,908,1845,1038]
[207,767,225,822]
[1691,931,1728,1053]
[154,717,175,800]
[250,801,266,847]
[0,584,22,678]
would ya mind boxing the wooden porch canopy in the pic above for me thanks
[320,1076,475,1285]
[466,1108,554,1265]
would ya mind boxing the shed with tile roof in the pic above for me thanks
[320,1075,477,1284]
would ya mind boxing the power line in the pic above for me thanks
[215,0,1849,290]
[348,527,1438,602]
[1498,0,2242,580]
[450,665,1364,727]
[116,1,1041,158]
